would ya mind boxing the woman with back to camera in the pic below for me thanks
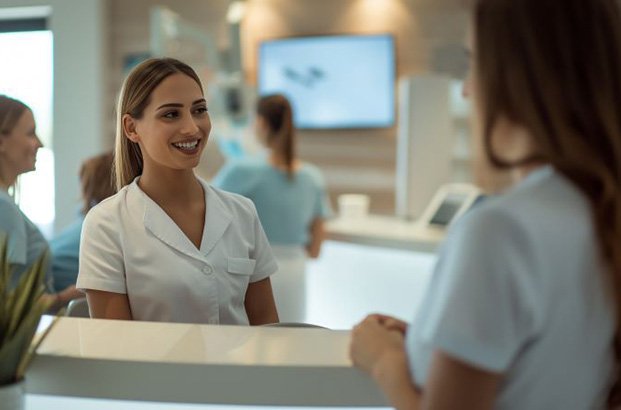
[0,95,81,309]
[76,58,279,325]
[214,94,331,323]
[350,0,621,408]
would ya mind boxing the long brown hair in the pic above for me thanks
[257,94,296,179]
[474,0,621,402]
[114,58,203,190]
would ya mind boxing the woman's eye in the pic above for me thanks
[194,106,208,115]
[162,111,179,119]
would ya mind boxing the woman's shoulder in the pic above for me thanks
[0,191,28,233]
[226,157,268,172]
[298,162,326,184]
[203,177,256,213]
[83,184,134,227]
[207,183,253,208]
[452,168,589,247]
[0,190,21,218]
[213,157,269,187]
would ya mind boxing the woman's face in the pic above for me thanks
[124,73,211,173]
[0,109,42,176]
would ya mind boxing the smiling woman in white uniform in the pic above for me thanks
[76,58,279,325]
[350,0,621,408]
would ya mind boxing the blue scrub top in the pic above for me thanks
[50,216,83,292]
[0,189,53,292]
[213,158,332,246]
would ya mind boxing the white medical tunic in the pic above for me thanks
[76,177,278,325]
[407,166,615,409]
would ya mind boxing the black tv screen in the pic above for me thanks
[258,34,395,129]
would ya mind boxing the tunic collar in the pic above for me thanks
[130,177,232,262]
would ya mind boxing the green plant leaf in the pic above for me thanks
[0,237,12,346]
[0,237,53,386]
[0,299,48,385]
[6,251,48,337]
[16,308,63,380]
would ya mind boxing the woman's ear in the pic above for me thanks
[122,114,140,143]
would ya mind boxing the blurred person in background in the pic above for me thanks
[0,94,81,309]
[214,94,331,323]
[50,151,115,292]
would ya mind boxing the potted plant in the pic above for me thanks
[0,238,55,410]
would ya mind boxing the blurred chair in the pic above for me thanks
[65,297,90,318]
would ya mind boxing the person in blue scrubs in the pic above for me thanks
[350,0,621,408]
[50,151,115,292]
[214,94,331,322]
[0,95,81,309]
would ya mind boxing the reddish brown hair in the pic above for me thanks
[257,94,296,179]
[80,152,115,214]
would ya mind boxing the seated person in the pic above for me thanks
[50,152,114,292]
[0,94,80,309]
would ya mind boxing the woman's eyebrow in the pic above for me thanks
[156,98,206,110]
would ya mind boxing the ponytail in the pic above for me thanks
[257,94,296,180]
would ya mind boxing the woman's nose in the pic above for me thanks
[181,115,200,135]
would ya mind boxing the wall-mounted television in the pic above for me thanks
[258,34,395,130]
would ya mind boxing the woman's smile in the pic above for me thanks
[171,138,202,155]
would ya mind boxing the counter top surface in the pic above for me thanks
[326,214,444,252]
[37,318,349,367]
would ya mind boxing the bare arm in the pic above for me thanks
[85,289,132,320]
[244,277,279,325]
[306,217,325,259]
[351,315,501,410]
[41,285,84,312]
[421,352,500,410]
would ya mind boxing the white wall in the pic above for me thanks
[0,0,108,232]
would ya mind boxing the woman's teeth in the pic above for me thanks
[172,140,199,150]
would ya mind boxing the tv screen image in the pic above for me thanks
[258,34,395,129]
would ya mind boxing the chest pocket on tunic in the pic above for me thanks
[226,257,256,298]
[226,258,257,292]
[228,257,256,275]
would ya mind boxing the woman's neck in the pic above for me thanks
[512,162,546,182]
[0,165,17,192]
[268,150,300,171]
[138,166,203,207]
[0,180,10,192]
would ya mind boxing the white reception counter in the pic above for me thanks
[326,215,444,253]
[28,317,386,407]
[26,215,441,408]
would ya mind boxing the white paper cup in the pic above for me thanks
[338,194,370,219]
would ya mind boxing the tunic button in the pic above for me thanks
[202,265,213,274]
